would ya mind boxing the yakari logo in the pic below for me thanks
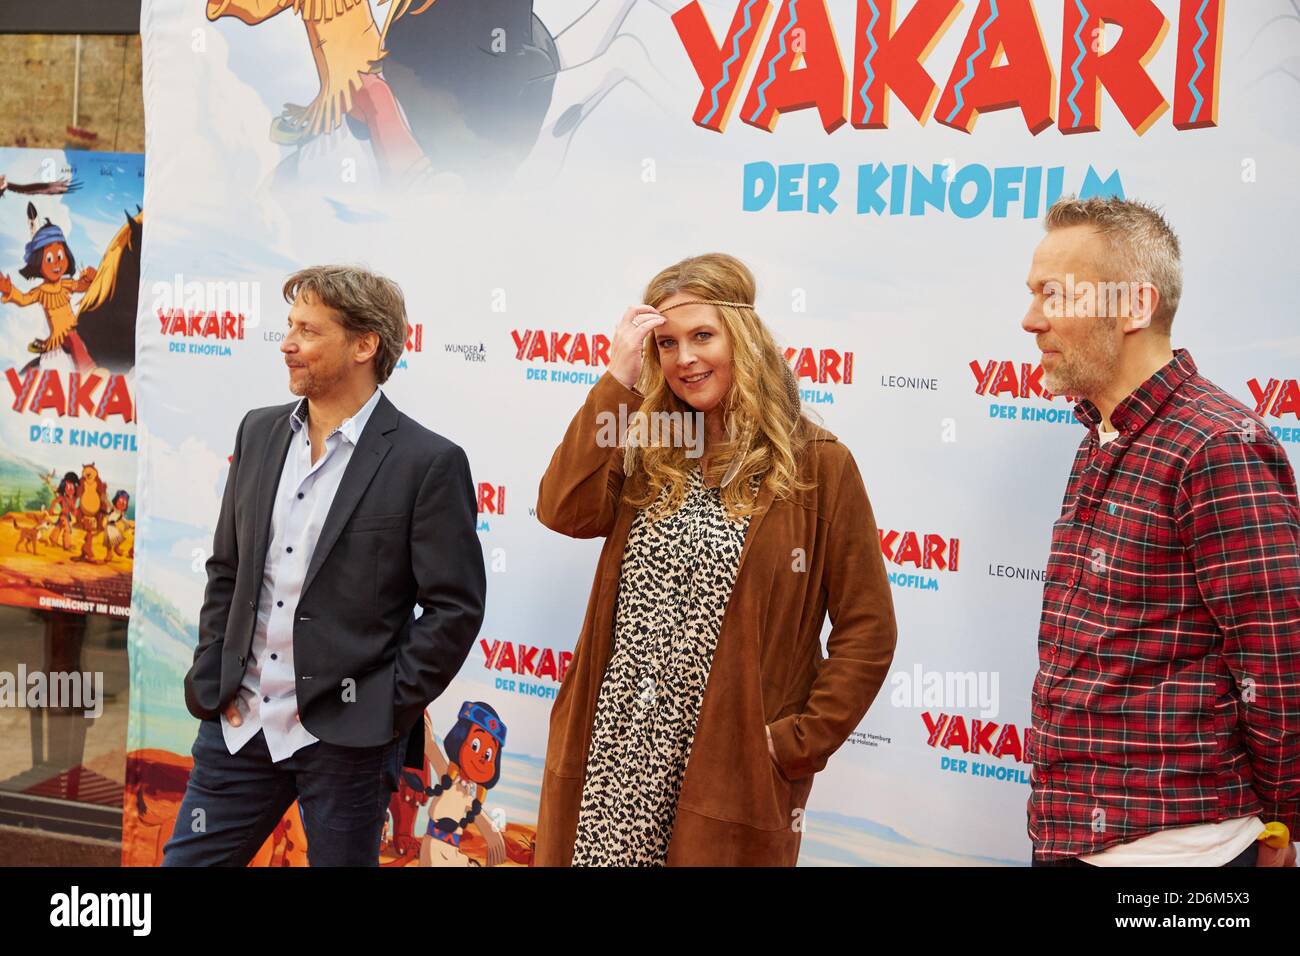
[674,0,1224,135]
[923,711,1033,763]
[480,638,572,684]
[785,346,854,384]
[477,483,506,515]
[159,309,248,339]
[880,528,960,570]
[1247,378,1300,420]
[512,329,610,366]
[969,359,1073,402]
[5,367,133,422]
[391,324,424,372]
[404,323,424,352]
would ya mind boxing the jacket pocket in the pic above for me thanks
[760,698,795,818]
[347,512,407,533]
[676,672,793,831]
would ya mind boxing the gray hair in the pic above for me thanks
[282,265,408,383]
[1044,196,1183,331]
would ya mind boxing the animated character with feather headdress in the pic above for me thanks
[0,202,142,375]
[415,701,508,866]
[0,202,96,370]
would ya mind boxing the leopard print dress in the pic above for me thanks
[571,466,752,866]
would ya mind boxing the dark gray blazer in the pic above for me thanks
[182,391,486,770]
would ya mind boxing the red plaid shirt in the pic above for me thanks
[1029,349,1300,861]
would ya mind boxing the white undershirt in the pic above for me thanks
[1084,425,1262,865]
[1079,816,1263,866]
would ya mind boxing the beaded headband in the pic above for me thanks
[657,298,755,312]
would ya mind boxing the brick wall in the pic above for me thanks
[0,34,143,154]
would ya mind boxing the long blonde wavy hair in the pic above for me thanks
[625,253,812,519]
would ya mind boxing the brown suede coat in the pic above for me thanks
[533,372,897,866]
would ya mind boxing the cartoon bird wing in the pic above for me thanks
[0,176,81,196]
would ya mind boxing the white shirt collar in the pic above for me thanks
[289,386,383,446]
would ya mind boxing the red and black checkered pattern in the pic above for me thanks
[1029,349,1300,861]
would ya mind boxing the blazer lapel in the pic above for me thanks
[299,394,399,599]
[252,407,295,578]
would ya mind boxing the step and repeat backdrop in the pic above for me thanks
[124,0,1297,865]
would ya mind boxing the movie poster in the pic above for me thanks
[125,0,1297,866]
[0,148,142,618]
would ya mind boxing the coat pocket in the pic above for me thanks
[346,512,407,533]
[675,671,793,832]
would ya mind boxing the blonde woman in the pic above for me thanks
[534,253,897,866]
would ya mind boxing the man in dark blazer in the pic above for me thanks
[163,265,485,866]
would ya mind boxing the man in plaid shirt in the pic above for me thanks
[1022,197,1300,866]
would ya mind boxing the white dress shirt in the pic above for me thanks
[221,386,383,762]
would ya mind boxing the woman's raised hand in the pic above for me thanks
[608,305,665,391]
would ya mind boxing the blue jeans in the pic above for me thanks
[162,717,401,867]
